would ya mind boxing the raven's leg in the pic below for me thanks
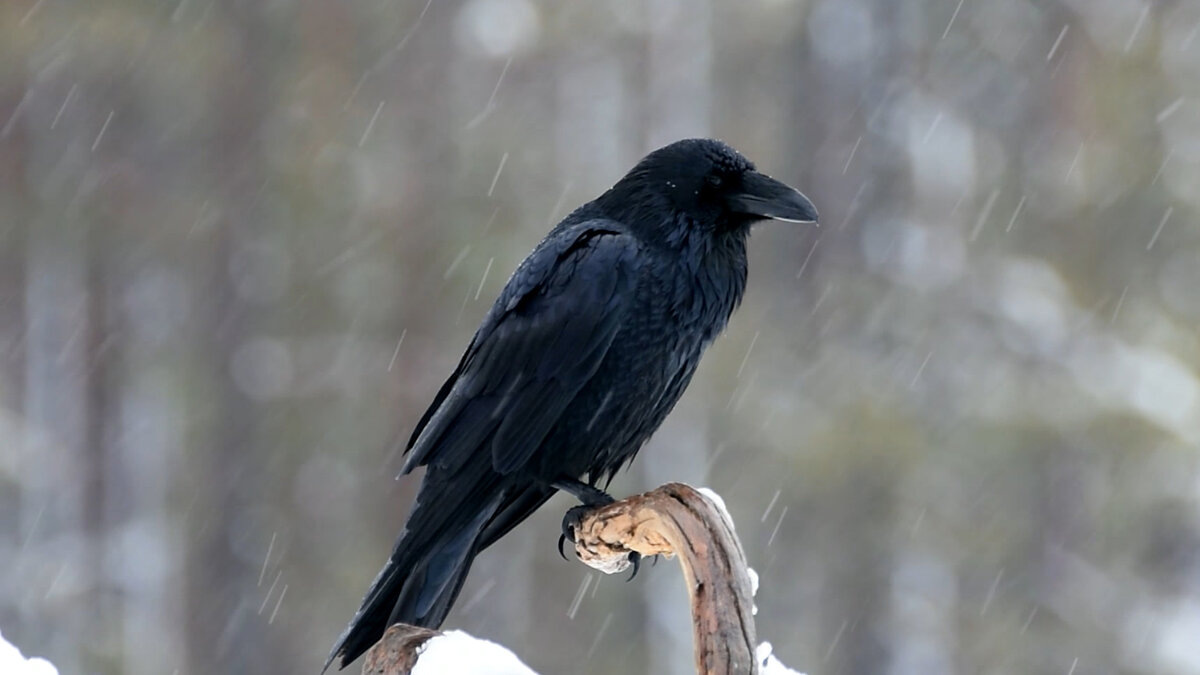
[552,477,613,550]
[552,477,642,580]
[551,477,613,506]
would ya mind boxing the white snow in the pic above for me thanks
[0,629,58,675]
[697,487,734,530]
[411,630,538,675]
[757,641,806,675]
[748,567,760,616]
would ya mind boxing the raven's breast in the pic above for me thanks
[531,242,747,484]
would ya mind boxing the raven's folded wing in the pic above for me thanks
[400,221,639,476]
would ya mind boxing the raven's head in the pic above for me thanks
[598,138,818,242]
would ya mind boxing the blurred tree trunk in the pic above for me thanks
[181,2,274,672]
[0,79,28,438]
[812,0,912,671]
[24,205,90,675]
[81,221,116,668]
[820,453,894,675]
[0,71,39,660]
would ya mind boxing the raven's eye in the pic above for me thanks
[706,174,723,188]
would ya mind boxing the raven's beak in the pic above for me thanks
[728,171,819,224]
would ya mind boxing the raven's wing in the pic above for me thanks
[400,221,639,476]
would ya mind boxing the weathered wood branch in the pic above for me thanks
[361,483,760,675]
[571,483,759,675]
[361,625,440,675]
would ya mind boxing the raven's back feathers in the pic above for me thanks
[400,222,639,477]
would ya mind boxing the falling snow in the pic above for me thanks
[3,1,1197,674]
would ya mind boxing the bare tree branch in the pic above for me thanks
[571,483,759,675]
[362,625,440,675]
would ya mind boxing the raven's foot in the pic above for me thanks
[558,502,607,560]
[621,551,662,580]
[560,503,642,580]
[554,477,615,562]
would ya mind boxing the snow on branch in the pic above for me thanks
[362,625,536,675]
[1,629,58,675]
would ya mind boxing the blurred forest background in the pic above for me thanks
[1,0,1199,673]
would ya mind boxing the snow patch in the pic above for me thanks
[0,629,58,675]
[411,630,538,675]
[757,641,806,675]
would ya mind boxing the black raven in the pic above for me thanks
[324,138,816,670]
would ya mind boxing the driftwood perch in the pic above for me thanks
[361,625,440,675]
[361,483,759,674]
[571,482,759,675]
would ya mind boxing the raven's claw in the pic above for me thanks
[555,478,617,562]
[626,552,642,582]
[559,503,596,559]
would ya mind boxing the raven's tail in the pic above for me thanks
[322,482,505,672]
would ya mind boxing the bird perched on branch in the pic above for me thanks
[325,138,817,671]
